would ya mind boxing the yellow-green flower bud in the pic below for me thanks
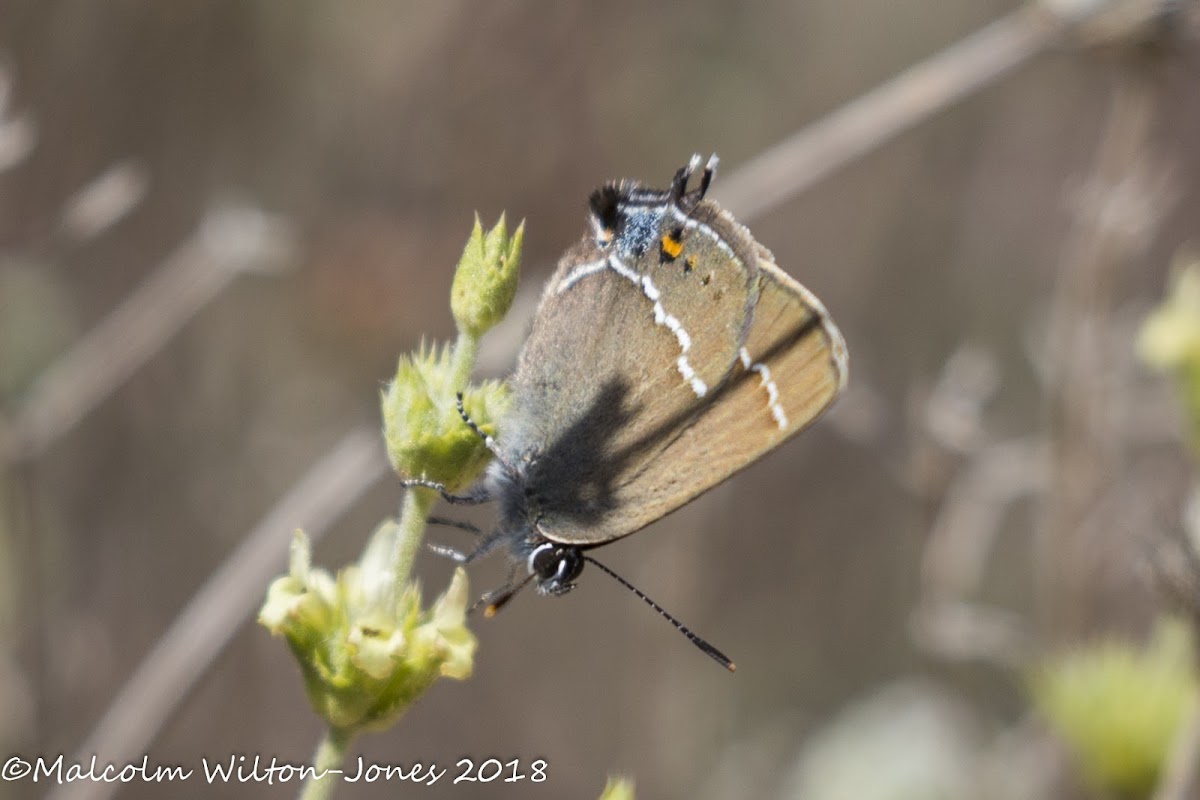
[1029,618,1195,798]
[451,214,523,338]
[259,526,477,732]
[1140,261,1200,370]
[1139,257,1200,452]
[381,343,510,491]
[599,777,636,800]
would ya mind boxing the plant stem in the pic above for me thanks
[392,487,435,590]
[299,326,479,800]
[449,330,480,391]
[300,726,354,800]
[389,330,479,591]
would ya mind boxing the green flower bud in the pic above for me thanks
[1029,618,1195,798]
[259,526,477,732]
[451,214,523,338]
[598,777,636,800]
[1140,257,1200,452]
[381,343,510,491]
[1140,261,1200,370]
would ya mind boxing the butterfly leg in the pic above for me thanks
[453,392,514,469]
[428,516,483,535]
[426,541,469,563]
[399,477,491,505]
[426,525,508,567]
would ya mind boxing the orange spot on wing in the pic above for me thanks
[660,234,684,259]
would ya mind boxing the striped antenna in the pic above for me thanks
[582,555,735,672]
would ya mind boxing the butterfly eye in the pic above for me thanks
[530,543,560,579]
[529,542,584,588]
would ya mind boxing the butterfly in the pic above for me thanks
[409,154,847,669]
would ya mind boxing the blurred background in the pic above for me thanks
[2,1,1200,799]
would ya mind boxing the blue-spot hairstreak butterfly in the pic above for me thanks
[410,154,848,670]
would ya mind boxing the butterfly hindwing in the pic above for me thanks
[501,197,846,546]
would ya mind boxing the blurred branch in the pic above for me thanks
[911,427,1048,665]
[1039,67,1177,639]
[714,0,1183,220]
[0,57,36,173]
[714,5,1062,217]
[49,427,389,800]
[905,341,1044,665]
[2,205,297,461]
[910,600,1034,667]
[57,160,150,243]
[922,438,1049,597]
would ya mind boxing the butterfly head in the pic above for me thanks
[586,153,719,257]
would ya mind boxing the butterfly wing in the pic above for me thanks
[501,200,846,546]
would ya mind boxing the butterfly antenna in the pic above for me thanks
[582,555,736,672]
